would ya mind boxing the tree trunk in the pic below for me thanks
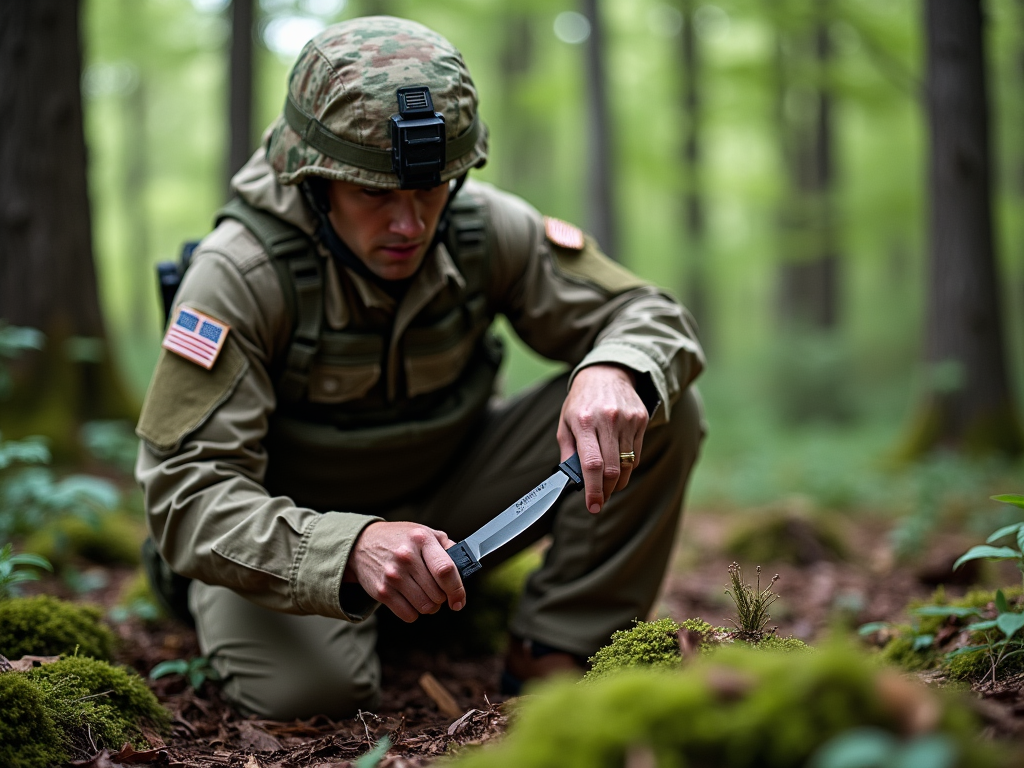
[777,0,839,330]
[0,0,132,450]
[582,0,618,259]
[499,13,538,193]
[228,0,254,190]
[679,0,709,343]
[904,0,1022,456]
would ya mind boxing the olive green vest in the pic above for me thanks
[216,193,502,513]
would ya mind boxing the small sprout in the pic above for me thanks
[0,543,53,600]
[724,563,780,642]
[149,656,221,690]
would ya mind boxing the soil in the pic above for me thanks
[21,508,1024,766]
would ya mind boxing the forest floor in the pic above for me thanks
[43,506,1024,768]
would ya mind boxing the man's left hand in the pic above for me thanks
[557,364,649,515]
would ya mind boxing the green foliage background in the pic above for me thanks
[80,0,1024,518]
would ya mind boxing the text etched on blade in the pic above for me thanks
[515,484,546,515]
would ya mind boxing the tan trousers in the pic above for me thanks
[191,375,705,719]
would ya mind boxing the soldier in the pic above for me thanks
[136,16,705,719]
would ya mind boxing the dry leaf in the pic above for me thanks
[237,721,284,753]
[8,655,61,672]
[243,755,261,768]
[110,742,169,764]
[446,709,480,736]
[875,671,941,735]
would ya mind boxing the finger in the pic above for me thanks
[575,428,607,514]
[381,589,420,623]
[424,534,467,611]
[556,419,576,463]
[392,538,448,610]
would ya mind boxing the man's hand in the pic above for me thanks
[557,364,649,515]
[343,521,466,622]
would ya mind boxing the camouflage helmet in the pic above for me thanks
[265,16,488,189]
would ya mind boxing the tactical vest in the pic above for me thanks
[215,192,503,513]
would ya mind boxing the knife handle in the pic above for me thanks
[446,540,483,580]
[558,452,584,488]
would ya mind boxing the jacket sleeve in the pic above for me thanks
[135,222,380,621]
[480,185,705,426]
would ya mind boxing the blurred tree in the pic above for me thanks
[228,0,255,189]
[678,0,709,342]
[499,12,542,194]
[776,0,840,330]
[582,0,618,259]
[0,0,133,450]
[904,0,1022,455]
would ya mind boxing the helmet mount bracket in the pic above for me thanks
[390,86,446,189]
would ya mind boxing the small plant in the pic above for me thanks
[0,543,52,600]
[952,494,1024,588]
[149,656,221,690]
[725,562,780,641]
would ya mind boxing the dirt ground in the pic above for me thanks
[38,507,1024,767]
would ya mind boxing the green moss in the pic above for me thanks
[24,510,144,569]
[0,595,114,660]
[0,671,65,768]
[755,635,808,653]
[28,657,170,750]
[878,634,937,673]
[724,509,847,566]
[452,644,1005,768]
[586,618,683,681]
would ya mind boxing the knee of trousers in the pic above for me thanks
[220,648,382,721]
[191,584,381,720]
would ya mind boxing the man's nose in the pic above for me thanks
[390,195,426,238]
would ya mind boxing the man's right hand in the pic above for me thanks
[343,521,466,623]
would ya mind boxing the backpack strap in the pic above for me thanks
[444,191,488,295]
[216,198,323,402]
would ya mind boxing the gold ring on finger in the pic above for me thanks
[619,451,636,465]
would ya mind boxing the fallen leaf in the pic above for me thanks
[237,721,284,752]
[0,654,12,673]
[446,709,480,736]
[111,742,169,764]
[418,672,462,718]
[8,655,61,672]
[875,671,941,735]
[244,755,261,768]
[676,628,704,660]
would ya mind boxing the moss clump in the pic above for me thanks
[587,618,684,680]
[0,657,169,767]
[29,657,170,748]
[586,617,808,681]
[0,595,114,660]
[0,671,64,768]
[451,644,1004,768]
[24,510,145,570]
[874,587,1024,682]
[725,509,847,566]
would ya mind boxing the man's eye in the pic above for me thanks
[362,189,391,199]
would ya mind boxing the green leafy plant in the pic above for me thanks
[149,656,221,690]
[952,494,1024,588]
[0,543,52,600]
[355,736,392,768]
[725,562,781,641]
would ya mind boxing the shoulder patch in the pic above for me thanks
[137,337,249,453]
[163,306,230,369]
[544,216,585,251]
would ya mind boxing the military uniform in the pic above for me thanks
[135,16,705,720]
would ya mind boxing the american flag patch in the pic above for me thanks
[544,216,585,251]
[162,306,230,370]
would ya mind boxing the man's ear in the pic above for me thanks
[302,177,332,214]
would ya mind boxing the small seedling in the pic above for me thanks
[724,563,780,642]
[0,542,52,599]
[149,656,221,690]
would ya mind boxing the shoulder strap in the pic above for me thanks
[216,198,323,402]
[444,190,488,295]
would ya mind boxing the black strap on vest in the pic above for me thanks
[215,192,489,404]
[216,198,324,402]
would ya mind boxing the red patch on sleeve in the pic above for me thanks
[544,216,585,251]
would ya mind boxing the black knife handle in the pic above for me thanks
[558,452,584,488]
[446,540,483,580]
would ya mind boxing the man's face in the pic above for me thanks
[326,180,450,281]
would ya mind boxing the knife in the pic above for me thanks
[445,452,584,580]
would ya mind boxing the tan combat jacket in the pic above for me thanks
[135,151,704,622]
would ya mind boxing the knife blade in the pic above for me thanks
[445,452,584,580]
